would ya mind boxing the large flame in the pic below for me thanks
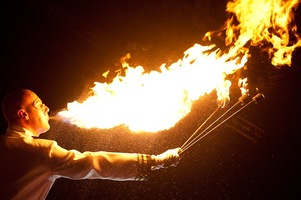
[57,0,300,132]
[205,0,301,66]
[58,45,246,132]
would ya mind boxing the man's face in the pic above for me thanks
[24,92,50,136]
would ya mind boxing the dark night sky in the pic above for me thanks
[1,0,301,199]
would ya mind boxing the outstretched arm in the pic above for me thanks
[48,142,181,181]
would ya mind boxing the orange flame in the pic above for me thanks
[206,0,301,66]
[58,44,246,132]
[57,0,300,132]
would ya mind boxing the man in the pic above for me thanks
[0,89,181,200]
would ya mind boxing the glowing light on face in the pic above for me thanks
[57,0,300,132]
[33,99,46,112]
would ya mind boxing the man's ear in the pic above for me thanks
[18,109,29,120]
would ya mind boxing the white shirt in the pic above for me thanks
[0,126,139,200]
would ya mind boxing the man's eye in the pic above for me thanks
[33,101,43,109]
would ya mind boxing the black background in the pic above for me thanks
[1,0,301,199]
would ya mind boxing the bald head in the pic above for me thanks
[2,89,35,124]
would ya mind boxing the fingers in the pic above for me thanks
[152,147,182,170]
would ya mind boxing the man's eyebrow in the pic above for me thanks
[33,98,42,104]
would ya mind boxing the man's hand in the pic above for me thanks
[151,147,182,170]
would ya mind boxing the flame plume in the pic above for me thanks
[57,0,301,132]
[205,0,301,66]
[58,45,246,132]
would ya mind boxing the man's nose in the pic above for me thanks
[44,104,50,113]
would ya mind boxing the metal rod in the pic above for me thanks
[180,106,221,150]
[180,93,264,154]
[181,100,241,152]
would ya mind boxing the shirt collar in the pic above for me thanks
[5,125,34,138]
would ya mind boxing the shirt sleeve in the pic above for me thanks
[46,141,140,181]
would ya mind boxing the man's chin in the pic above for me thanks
[41,124,51,134]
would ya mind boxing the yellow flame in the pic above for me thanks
[57,0,300,132]
[58,44,246,132]
[238,78,249,96]
[208,0,301,66]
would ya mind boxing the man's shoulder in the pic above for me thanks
[27,137,58,149]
